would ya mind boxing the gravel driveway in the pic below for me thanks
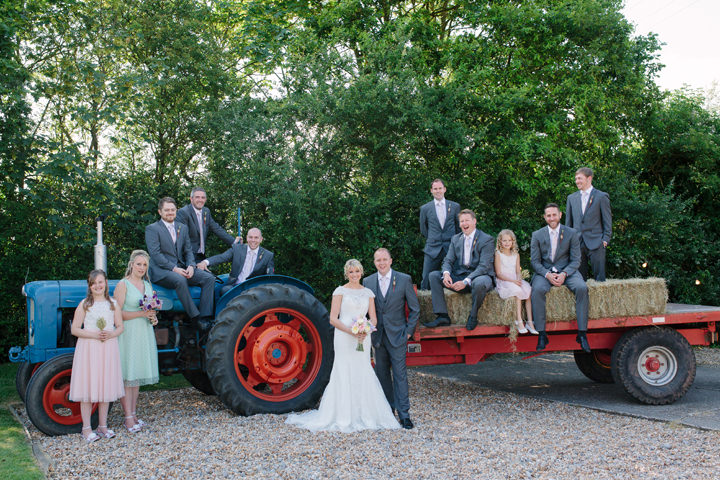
[18,366,720,479]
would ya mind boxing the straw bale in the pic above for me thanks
[417,277,667,327]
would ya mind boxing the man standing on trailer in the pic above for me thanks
[363,248,420,429]
[146,197,215,331]
[419,179,461,290]
[530,203,590,353]
[565,167,612,281]
[176,187,240,262]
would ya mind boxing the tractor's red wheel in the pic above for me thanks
[206,285,332,415]
[25,354,102,436]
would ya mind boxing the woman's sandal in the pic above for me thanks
[82,426,100,443]
[97,426,116,439]
[124,416,141,433]
[131,412,147,428]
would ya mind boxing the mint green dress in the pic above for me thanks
[117,278,159,387]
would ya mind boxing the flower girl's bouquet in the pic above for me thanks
[350,317,376,351]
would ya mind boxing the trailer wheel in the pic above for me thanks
[573,350,614,383]
[25,354,102,436]
[182,369,216,395]
[16,362,42,403]
[205,284,332,415]
[611,328,696,405]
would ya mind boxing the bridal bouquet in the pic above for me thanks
[351,317,376,351]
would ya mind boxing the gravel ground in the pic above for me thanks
[17,363,720,480]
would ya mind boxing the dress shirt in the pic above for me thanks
[193,207,204,253]
[581,186,593,214]
[435,199,446,228]
[379,270,392,297]
[235,246,259,285]
[162,220,176,243]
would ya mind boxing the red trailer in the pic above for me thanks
[406,303,720,405]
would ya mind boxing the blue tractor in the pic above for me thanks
[9,223,333,436]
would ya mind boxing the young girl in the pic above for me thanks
[68,270,125,442]
[494,230,538,335]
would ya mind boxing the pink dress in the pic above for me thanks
[495,252,532,300]
[69,299,125,402]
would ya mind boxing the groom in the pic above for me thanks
[363,248,420,430]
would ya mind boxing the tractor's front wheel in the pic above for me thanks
[205,285,332,415]
[25,354,103,436]
[16,361,42,403]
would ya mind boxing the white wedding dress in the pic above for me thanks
[286,286,400,432]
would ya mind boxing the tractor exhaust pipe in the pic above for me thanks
[94,215,107,274]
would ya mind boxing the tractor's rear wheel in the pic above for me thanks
[206,285,332,415]
[182,369,216,395]
[16,362,42,403]
[25,354,103,436]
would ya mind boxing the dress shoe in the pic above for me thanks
[576,333,591,353]
[525,322,539,335]
[515,320,528,334]
[536,331,549,351]
[465,315,478,331]
[423,315,450,328]
[400,418,414,429]
[194,316,214,333]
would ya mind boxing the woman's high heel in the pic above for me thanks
[124,416,141,433]
[515,320,528,334]
[525,322,539,335]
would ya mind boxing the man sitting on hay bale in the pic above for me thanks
[530,203,591,353]
[425,209,495,331]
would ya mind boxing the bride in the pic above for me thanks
[286,259,400,432]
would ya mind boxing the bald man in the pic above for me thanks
[198,228,275,295]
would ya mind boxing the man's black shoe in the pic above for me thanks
[423,315,450,328]
[465,315,478,331]
[195,316,214,333]
[576,333,591,353]
[536,331,549,351]
[401,418,414,430]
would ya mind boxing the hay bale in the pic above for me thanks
[546,277,668,323]
[417,277,667,327]
[417,289,516,326]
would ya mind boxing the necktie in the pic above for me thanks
[167,224,176,243]
[237,249,256,284]
[550,230,558,262]
[464,235,472,266]
[380,276,389,296]
[436,202,446,228]
[196,210,204,254]
[581,191,589,214]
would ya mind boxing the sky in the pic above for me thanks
[621,0,720,92]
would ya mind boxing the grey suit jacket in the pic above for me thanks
[419,199,461,257]
[363,270,420,348]
[441,229,495,281]
[176,204,235,253]
[530,225,581,279]
[565,188,612,250]
[205,244,274,285]
[145,220,196,278]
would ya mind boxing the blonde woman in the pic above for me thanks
[114,250,159,432]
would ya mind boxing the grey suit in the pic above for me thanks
[419,199,460,289]
[530,225,588,331]
[565,188,612,281]
[429,229,495,320]
[176,204,235,259]
[363,269,420,420]
[145,220,214,318]
[205,244,275,295]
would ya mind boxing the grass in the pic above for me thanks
[0,362,190,479]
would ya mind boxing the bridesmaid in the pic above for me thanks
[114,250,160,432]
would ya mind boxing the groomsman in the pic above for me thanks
[565,167,612,281]
[426,209,495,330]
[363,248,420,429]
[176,187,240,262]
[146,197,215,330]
[530,203,591,353]
[419,179,460,290]
[197,228,274,295]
